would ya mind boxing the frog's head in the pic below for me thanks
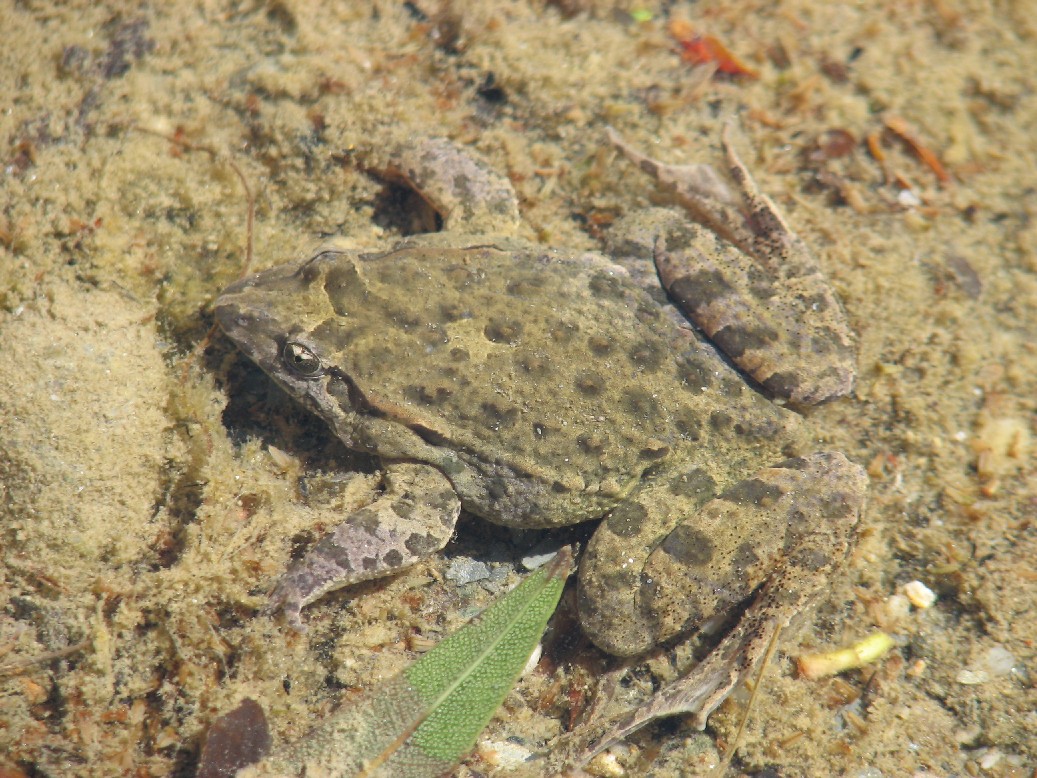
[214,250,368,427]
[215,248,468,464]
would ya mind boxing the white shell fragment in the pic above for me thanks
[478,739,534,769]
[902,580,937,609]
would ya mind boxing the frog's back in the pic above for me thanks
[218,244,797,528]
[324,245,683,488]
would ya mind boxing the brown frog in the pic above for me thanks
[214,126,867,727]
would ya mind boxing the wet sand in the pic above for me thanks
[1,1,1034,775]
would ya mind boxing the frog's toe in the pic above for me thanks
[608,127,858,406]
[266,575,310,633]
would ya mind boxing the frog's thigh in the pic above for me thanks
[269,462,461,631]
[578,463,717,657]
[578,452,866,657]
[645,452,866,646]
[653,216,856,406]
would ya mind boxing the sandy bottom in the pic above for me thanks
[1,1,1034,776]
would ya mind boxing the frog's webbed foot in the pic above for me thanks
[607,126,857,406]
[541,603,794,773]
[558,587,786,770]
[266,462,461,632]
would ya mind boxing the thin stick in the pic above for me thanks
[0,639,91,677]
[711,623,784,777]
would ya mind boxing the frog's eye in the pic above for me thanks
[283,342,324,377]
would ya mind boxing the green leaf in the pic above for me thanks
[249,548,572,778]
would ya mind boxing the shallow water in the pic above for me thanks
[2,2,1034,775]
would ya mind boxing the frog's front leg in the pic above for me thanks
[578,452,867,725]
[360,135,521,235]
[608,127,856,406]
[269,462,461,631]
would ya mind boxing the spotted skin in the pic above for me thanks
[607,125,857,406]
[214,133,867,728]
[361,135,520,235]
[267,463,460,631]
[577,451,865,657]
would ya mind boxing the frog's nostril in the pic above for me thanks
[213,300,243,332]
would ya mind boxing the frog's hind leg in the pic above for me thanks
[607,127,857,406]
[268,462,461,632]
[578,451,866,727]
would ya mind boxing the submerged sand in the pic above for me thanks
[1,1,1035,776]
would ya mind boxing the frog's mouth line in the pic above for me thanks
[323,364,457,451]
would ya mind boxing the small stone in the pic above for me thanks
[445,557,490,584]
[883,593,912,624]
[197,699,271,778]
[586,750,626,777]
[978,748,1002,770]
[521,539,569,571]
[981,645,1017,678]
[477,739,534,769]
[902,580,936,609]
[521,643,543,676]
[897,188,922,207]
[956,645,1017,685]
[956,669,987,685]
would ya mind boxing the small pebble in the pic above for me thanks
[898,188,922,207]
[478,739,534,769]
[883,593,912,624]
[266,444,294,471]
[978,748,1002,770]
[521,540,569,571]
[982,645,1017,677]
[906,659,927,678]
[521,643,543,676]
[196,698,271,778]
[587,751,626,777]
[903,580,936,609]
[445,557,490,584]
[956,669,986,685]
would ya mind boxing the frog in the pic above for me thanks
[213,124,868,729]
